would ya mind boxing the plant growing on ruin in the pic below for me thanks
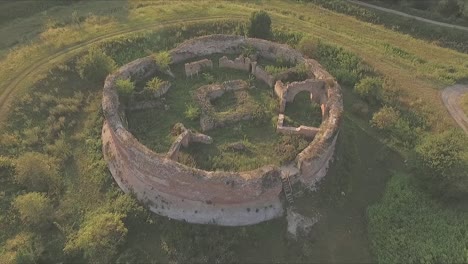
[152,51,171,71]
[184,103,200,121]
[116,79,135,99]
[248,10,272,39]
[241,44,257,58]
[202,73,215,84]
[144,77,165,92]
[265,65,288,77]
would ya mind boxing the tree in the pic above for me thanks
[414,129,468,198]
[12,192,53,229]
[14,152,60,193]
[248,11,272,39]
[371,106,400,130]
[64,212,128,263]
[0,232,44,264]
[76,48,116,82]
[354,76,382,104]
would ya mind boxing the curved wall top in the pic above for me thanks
[101,35,343,226]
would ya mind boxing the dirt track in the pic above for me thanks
[441,85,468,133]
[0,16,243,124]
[347,0,468,32]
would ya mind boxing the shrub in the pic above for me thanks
[240,44,257,58]
[354,77,383,104]
[298,37,319,57]
[76,48,116,82]
[184,104,201,121]
[12,192,53,228]
[144,77,165,92]
[0,232,44,264]
[264,65,288,77]
[64,212,128,263]
[414,129,468,197]
[115,79,135,99]
[371,106,400,130]
[248,11,272,39]
[313,41,366,87]
[152,51,171,71]
[14,152,60,193]
[202,73,215,84]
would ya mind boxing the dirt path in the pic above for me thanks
[441,85,468,133]
[0,16,243,124]
[347,0,468,32]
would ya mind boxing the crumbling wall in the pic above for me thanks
[276,114,319,138]
[102,54,283,226]
[219,55,252,72]
[294,59,343,185]
[166,124,213,161]
[185,59,213,77]
[102,35,343,226]
[252,65,275,88]
[194,80,252,131]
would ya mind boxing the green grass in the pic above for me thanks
[368,172,468,263]
[1,1,468,263]
[461,93,468,115]
[127,56,309,171]
[283,91,322,127]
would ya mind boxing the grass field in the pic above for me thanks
[462,93,468,114]
[127,56,312,171]
[1,0,467,263]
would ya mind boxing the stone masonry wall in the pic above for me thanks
[185,59,213,77]
[219,55,252,72]
[102,35,343,226]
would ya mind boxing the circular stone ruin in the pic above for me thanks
[102,35,343,226]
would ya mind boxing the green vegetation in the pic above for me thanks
[184,104,201,121]
[144,77,165,93]
[462,93,468,114]
[64,212,128,263]
[363,0,468,25]
[368,173,468,264]
[12,193,53,229]
[76,48,116,82]
[248,10,272,39]
[354,76,383,104]
[116,79,135,98]
[127,59,305,171]
[14,152,60,193]
[414,130,468,198]
[152,51,171,71]
[284,92,323,127]
[303,0,468,53]
[0,0,467,263]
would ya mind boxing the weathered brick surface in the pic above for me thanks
[101,35,343,226]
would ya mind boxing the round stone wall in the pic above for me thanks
[102,35,343,226]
